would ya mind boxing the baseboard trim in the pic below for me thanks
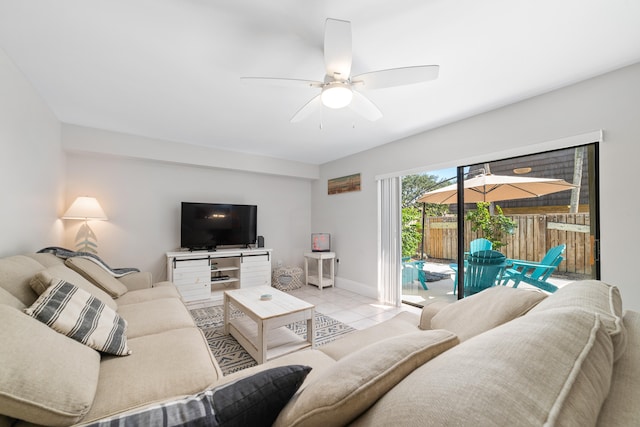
[335,277,378,300]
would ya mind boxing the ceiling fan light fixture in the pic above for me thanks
[321,81,353,109]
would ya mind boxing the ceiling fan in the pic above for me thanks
[241,18,439,123]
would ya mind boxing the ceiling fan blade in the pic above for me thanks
[241,77,322,89]
[349,91,383,121]
[352,65,439,90]
[290,94,322,123]
[324,18,352,80]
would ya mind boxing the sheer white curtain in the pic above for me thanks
[378,176,402,306]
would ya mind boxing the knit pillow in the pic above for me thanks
[25,279,131,356]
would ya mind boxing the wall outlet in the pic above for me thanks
[277,260,283,267]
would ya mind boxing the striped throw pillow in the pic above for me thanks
[25,279,131,356]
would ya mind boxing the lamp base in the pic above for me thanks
[74,222,99,254]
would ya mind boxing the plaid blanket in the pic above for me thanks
[83,365,310,427]
[86,388,218,427]
[38,247,140,277]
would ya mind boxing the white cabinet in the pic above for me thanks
[171,259,211,301]
[166,249,272,302]
[240,254,271,287]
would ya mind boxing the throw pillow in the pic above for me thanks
[274,329,459,427]
[0,305,100,426]
[65,257,129,297]
[25,279,132,356]
[529,280,627,361]
[83,365,311,427]
[430,285,547,341]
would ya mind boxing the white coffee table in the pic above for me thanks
[223,285,315,364]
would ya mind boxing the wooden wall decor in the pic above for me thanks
[328,173,361,195]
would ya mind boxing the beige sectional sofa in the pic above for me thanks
[0,253,222,426]
[224,280,640,426]
[1,251,639,426]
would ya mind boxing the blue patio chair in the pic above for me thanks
[450,238,493,293]
[413,260,428,290]
[401,260,416,286]
[401,259,428,290]
[464,250,507,296]
[501,244,566,293]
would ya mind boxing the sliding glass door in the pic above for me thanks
[454,143,600,297]
[400,169,459,307]
[400,142,600,306]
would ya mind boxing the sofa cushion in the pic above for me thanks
[530,280,626,360]
[0,305,100,426]
[430,285,547,341]
[30,265,118,311]
[82,327,222,423]
[419,300,451,330]
[274,329,459,427]
[318,311,420,360]
[117,271,153,290]
[24,252,67,267]
[597,310,640,426]
[0,255,44,306]
[115,285,181,306]
[116,297,196,338]
[25,279,132,356]
[65,257,129,297]
[219,349,337,392]
[352,308,613,427]
[0,286,24,310]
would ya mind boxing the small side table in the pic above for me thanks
[304,252,335,291]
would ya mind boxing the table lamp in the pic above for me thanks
[62,196,108,254]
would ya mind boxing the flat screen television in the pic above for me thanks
[181,202,257,250]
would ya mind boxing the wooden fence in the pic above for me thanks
[422,213,592,275]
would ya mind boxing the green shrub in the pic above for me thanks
[465,202,516,249]
[402,207,422,258]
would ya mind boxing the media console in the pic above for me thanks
[166,248,272,303]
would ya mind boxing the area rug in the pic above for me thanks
[424,271,451,282]
[190,305,356,375]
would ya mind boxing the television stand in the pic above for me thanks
[166,248,272,303]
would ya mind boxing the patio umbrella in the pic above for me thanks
[416,173,577,204]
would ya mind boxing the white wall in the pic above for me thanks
[315,62,640,311]
[0,48,64,256]
[64,149,312,282]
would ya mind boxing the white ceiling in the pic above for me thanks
[1,0,639,165]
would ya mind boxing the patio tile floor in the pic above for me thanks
[402,260,576,306]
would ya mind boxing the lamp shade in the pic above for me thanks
[62,196,108,220]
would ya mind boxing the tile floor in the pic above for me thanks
[287,284,423,330]
[187,284,424,330]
